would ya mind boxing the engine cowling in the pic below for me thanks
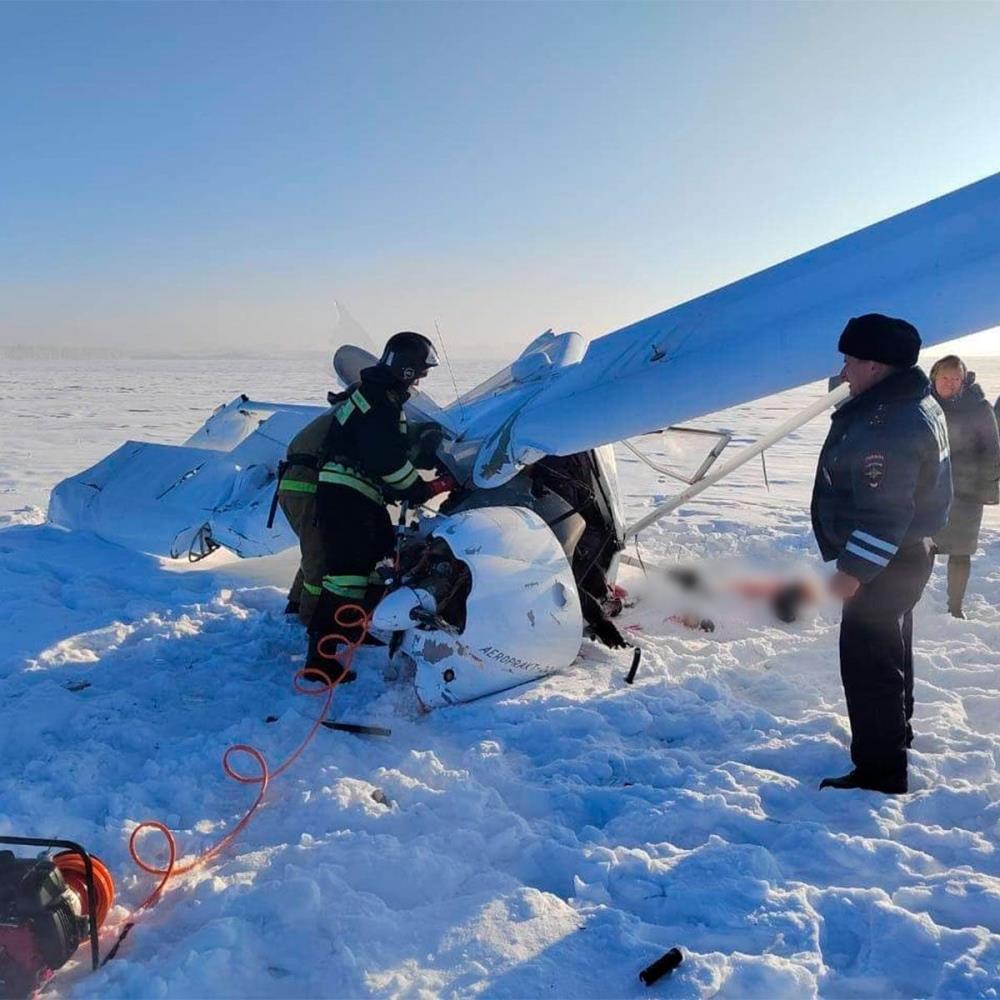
[386,506,583,707]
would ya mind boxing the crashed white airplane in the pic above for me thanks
[50,172,1000,707]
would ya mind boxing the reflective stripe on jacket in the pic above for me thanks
[280,407,342,495]
[811,366,953,583]
[316,366,433,507]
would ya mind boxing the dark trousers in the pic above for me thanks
[839,540,934,789]
[277,488,323,627]
[310,484,394,647]
[946,554,972,614]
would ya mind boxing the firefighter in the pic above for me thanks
[277,394,447,628]
[275,393,342,626]
[811,314,952,794]
[308,331,457,680]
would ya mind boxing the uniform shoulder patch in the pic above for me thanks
[862,452,886,488]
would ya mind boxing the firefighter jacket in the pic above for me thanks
[278,403,339,500]
[811,366,952,583]
[315,366,435,506]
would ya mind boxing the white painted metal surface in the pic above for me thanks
[371,587,437,631]
[469,172,1000,486]
[48,404,322,558]
[399,507,584,707]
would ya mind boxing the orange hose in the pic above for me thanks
[122,604,370,920]
[53,851,116,927]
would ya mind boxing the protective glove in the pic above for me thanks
[590,616,629,649]
[428,472,459,496]
[412,423,445,470]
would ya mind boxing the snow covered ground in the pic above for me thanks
[1,356,999,998]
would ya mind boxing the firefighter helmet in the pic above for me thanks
[379,331,439,384]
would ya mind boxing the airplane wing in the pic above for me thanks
[47,353,467,559]
[470,171,1000,486]
[453,329,587,409]
[47,171,1000,554]
[49,402,325,558]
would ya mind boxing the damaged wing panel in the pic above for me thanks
[47,404,324,558]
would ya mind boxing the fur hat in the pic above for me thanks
[837,314,921,367]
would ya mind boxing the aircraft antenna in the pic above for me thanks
[434,320,466,423]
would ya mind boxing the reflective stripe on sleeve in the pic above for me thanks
[850,530,898,555]
[382,460,419,489]
[844,542,890,567]
[302,581,322,596]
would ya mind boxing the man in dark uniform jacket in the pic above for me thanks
[308,332,457,680]
[811,314,952,794]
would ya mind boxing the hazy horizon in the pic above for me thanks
[2,329,997,364]
[3,2,1000,359]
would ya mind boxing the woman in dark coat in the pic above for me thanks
[931,356,1000,617]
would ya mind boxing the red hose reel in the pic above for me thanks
[0,837,114,999]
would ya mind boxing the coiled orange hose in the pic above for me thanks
[53,851,116,928]
[117,605,370,932]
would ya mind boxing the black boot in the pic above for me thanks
[309,659,357,685]
[819,769,907,794]
[947,555,971,619]
[304,656,357,685]
[304,633,356,684]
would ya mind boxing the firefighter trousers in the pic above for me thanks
[277,487,325,627]
[310,483,395,650]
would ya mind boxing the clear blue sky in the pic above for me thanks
[2,1,999,356]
